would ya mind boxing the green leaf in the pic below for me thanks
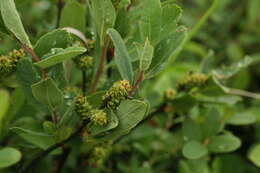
[107,28,134,83]
[0,90,10,131]
[31,78,63,109]
[0,147,21,168]
[202,108,221,138]
[60,0,86,32]
[58,103,75,127]
[208,134,241,153]
[182,141,208,159]
[89,0,116,43]
[11,127,56,150]
[248,143,260,167]
[89,109,119,136]
[227,113,256,126]
[0,14,8,34]
[0,0,31,47]
[182,118,202,142]
[103,100,148,140]
[16,59,46,111]
[35,47,86,68]
[146,27,187,78]
[34,29,71,57]
[137,38,154,71]
[160,3,182,43]
[138,0,162,45]
[214,56,253,79]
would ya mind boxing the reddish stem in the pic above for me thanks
[90,40,109,93]
[129,70,144,96]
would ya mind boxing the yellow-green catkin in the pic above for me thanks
[74,55,93,71]
[75,95,92,119]
[177,73,209,91]
[0,49,24,76]
[90,109,107,126]
[102,80,131,109]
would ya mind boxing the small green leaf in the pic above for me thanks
[182,118,202,142]
[0,147,21,168]
[0,0,31,47]
[182,141,208,159]
[227,113,256,126]
[11,127,56,150]
[107,28,133,83]
[103,100,148,140]
[202,108,221,138]
[208,134,241,153]
[89,109,119,136]
[34,29,72,57]
[60,0,86,32]
[35,47,86,68]
[89,0,116,43]
[138,38,154,71]
[248,143,260,167]
[31,78,63,109]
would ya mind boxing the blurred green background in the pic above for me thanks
[0,0,260,172]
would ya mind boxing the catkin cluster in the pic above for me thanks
[75,95,92,119]
[0,49,24,77]
[177,73,209,91]
[102,80,131,109]
[75,95,107,126]
[74,55,93,71]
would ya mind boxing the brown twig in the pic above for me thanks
[20,120,89,173]
[90,39,110,93]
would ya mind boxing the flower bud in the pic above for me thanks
[103,80,131,109]
[165,88,176,101]
[75,95,92,119]
[90,109,107,126]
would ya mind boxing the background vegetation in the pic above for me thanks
[0,0,260,173]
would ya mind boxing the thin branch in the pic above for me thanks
[52,147,71,173]
[56,0,64,28]
[82,70,87,96]
[90,39,109,93]
[228,88,260,100]
[20,120,89,173]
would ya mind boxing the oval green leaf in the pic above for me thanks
[0,147,21,168]
[182,141,208,159]
[0,0,31,47]
[107,28,134,83]
[35,47,86,68]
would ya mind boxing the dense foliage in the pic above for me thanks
[0,0,260,172]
